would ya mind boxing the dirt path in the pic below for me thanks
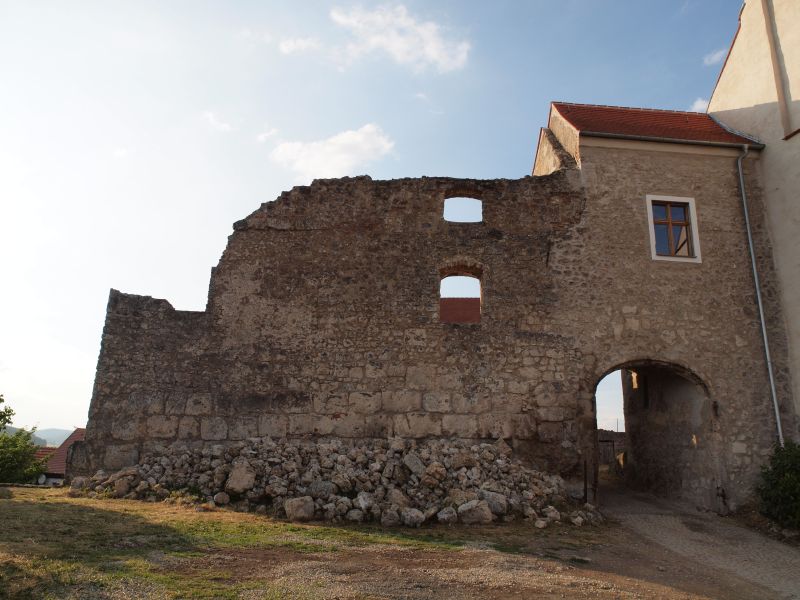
[600,486,800,599]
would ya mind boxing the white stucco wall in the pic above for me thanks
[709,0,800,432]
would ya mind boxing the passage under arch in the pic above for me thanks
[591,360,716,508]
[443,197,482,222]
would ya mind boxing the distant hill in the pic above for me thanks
[34,428,75,446]
[3,426,48,446]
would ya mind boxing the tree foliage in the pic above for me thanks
[757,441,800,530]
[0,393,13,429]
[0,394,46,483]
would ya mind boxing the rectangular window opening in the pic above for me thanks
[645,195,701,263]
[439,275,481,323]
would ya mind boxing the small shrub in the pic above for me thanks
[0,395,46,483]
[0,428,46,483]
[757,441,800,529]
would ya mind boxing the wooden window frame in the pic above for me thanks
[645,195,702,264]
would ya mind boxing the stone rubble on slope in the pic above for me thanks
[70,437,603,527]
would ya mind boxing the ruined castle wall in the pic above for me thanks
[85,171,594,474]
[84,292,214,469]
[79,137,793,509]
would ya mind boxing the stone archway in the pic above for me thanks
[590,359,724,511]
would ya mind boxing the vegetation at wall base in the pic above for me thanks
[757,441,800,530]
[0,394,46,484]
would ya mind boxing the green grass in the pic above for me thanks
[0,488,468,599]
[0,488,603,599]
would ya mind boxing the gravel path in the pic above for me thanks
[601,487,800,599]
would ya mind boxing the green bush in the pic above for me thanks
[0,394,46,483]
[757,441,800,529]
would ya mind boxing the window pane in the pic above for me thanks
[654,224,669,255]
[652,203,667,220]
[673,225,691,256]
[670,204,686,221]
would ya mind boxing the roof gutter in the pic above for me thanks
[736,144,784,447]
[580,130,764,150]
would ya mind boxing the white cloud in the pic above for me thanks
[256,128,278,143]
[202,111,234,132]
[703,48,727,66]
[112,147,129,158]
[330,5,470,72]
[414,92,428,101]
[689,97,709,112]
[270,124,394,181]
[279,37,321,54]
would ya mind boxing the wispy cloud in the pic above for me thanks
[279,37,321,54]
[689,97,709,112]
[413,91,443,115]
[703,48,726,66]
[270,124,394,181]
[330,5,470,72]
[202,111,235,132]
[256,128,278,143]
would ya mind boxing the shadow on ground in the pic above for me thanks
[0,494,195,599]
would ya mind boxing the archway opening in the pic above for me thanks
[592,361,717,508]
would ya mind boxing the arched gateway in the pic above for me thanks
[588,360,724,510]
[70,103,796,512]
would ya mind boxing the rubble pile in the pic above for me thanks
[72,437,601,527]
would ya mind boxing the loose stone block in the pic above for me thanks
[458,499,493,524]
[285,496,315,522]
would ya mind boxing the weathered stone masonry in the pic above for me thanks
[74,117,796,512]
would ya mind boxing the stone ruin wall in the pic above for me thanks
[74,128,796,511]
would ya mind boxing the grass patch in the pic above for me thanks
[0,488,602,598]
[0,488,466,598]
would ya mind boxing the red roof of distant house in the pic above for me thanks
[552,102,761,147]
[46,428,85,476]
[34,447,57,462]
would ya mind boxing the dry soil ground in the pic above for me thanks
[1,486,799,599]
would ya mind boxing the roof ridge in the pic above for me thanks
[553,101,707,116]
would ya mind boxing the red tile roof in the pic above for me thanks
[34,447,57,462]
[552,102,761,147]
[440,298,481,324]
[46,428,85,476]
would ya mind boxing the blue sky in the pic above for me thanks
[0,1,741,429]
